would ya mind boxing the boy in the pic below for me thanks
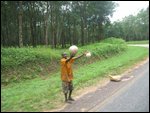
[60,52,86,103]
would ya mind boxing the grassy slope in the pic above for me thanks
[1,41,127,84]
[1,46,149,112]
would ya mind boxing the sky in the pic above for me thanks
[110,1,149,22]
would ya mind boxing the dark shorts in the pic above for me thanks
[62,81,73,94]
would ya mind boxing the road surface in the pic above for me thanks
[128,44,149,48]
[89,60,149,112]
[56,44,149,112]
[91,44,149,112]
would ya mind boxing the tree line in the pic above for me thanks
[104,7,149,41]
[1,1,116,48]
[1,1,149,48]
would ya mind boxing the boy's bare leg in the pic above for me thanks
[68,90,75,101]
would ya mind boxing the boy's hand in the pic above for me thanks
[71,53,75,57]
[83,51,88,56]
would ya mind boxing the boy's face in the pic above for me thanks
[62,53,67,59]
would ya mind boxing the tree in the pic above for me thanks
[1,1,117,47]
[104,6,149,41]
[18,1,23,47]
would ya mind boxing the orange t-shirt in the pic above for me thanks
[60,58,75,82]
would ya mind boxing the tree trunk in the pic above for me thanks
[61,29,65,48]
[45,2,49,45]
[29,3,36,47]
[81,18,84,46]
[50,4,55,48]
[73,18,77,45]
[18,1,23,47]
[30,19,35,47]
[45,19,48,45]
[98,22,103,41]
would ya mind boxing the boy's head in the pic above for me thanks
[62,52,67,59]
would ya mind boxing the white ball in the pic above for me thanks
[86,52,91,57]
[69,45,78,54]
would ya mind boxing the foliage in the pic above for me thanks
[1,47,60,69]
[101,37,126,44]
[1,38,127,84]
[1,1,117,47]
[104,7,149,41]
[126,40,149,44]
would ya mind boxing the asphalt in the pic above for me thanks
[57,59,149,112]
[90,60,149,112]
[56,44,149,112]
[128,44,149,48]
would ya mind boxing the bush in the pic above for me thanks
[1,38,127,84]
[89,44,125,58]
[1,48,36,69]
[80,37,127,59]
[101,37,126,44]
[1,47,61,69]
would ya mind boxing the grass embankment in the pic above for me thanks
[1,44,148,111]
[126,40,149,44]
[1,38,126,84]
[1,47,61,84]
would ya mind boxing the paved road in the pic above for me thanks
[57,44,149,112]
[128,44,149,48]
[89,44,149,112]
[90,44,149,112]
[58,59,149,112]
[90,61,149,112]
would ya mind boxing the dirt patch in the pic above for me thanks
[74,78,110,100]
[44,77,110,112]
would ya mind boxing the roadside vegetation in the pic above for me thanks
[126,40,149,44]
[1,38,127,85]
[1,38,149,112]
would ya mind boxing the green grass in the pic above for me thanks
[1,38,127,84]
[1,46,61,69]
[1,46,149,112]
[126,40,149,44]
[101,37,126,44]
